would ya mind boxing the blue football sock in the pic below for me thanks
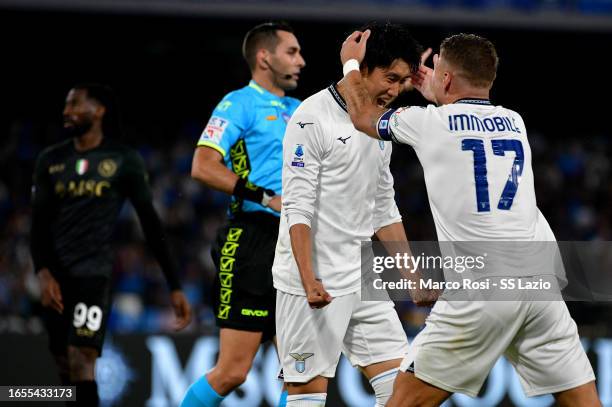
[180,375,225,407]
[278,390,288,407]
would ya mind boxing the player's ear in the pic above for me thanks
[443,71,452,93]
[257,48,270,70]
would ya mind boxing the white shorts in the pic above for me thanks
[276,290,409,383]
[400,299,595,397]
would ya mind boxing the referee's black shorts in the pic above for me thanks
[211,211,279,342]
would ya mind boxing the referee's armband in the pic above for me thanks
[233,178,276,207]
[376,109,395,141]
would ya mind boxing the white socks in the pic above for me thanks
[369,368,399,407]
[286,393,327,406]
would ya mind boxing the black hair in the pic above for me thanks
[357,21,422,74]
[242,21,294,71]
[72,83,123,139]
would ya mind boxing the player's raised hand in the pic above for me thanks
[340,29,371,65]
[412,52,437,103]
[38,268,64,314]
[268,195,282,212]
[305,278,333,309]
[170,290,192,331]
[404,48,433,93]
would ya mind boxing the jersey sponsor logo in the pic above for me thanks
[240,308,269,317]
[296,121,314,128]
[201,116,229,144]
[292,144,305,167]
[98,159,118,178]
[290,353,314,373]
[48,163,65,174]
[55,179,111,198]
[337,136,351,144]
[75,159,89,175]
[379,120,389,129]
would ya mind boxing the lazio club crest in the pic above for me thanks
[290,353,314,373]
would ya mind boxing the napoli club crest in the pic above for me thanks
[290,353,314,373]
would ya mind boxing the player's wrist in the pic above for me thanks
[342,59,360,77]
[233,178,276,207]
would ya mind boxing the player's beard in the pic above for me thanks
[63,119,93,139]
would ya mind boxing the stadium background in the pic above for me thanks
[0,1,611,406]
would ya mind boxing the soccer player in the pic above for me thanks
[273,22,430,407]
[340,31,601,406]
[181,22,304,407]
[30,83,192,407]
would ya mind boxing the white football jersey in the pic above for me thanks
[272,84,402,296]
[378,99,555,242]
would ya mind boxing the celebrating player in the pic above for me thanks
[273,22,431,407]
[340,31,601,406]
[30,84,192,407]
[180,22,305,407]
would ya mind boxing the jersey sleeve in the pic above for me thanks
[196,94,252,159]
[282,112,330,228]
[122,150,153,205]
[373,145,402,231]
[377,106,428,147]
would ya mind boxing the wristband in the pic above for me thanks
[343,59,360,77]
[233,178,276,206]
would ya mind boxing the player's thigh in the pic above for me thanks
[387,371,451,407]
[506,301,595,397]
[276,290,354,384]
[342,299,408,375]
[400,300,518,397]
[216,328,263,369]
[211,216,277,340]
[64,276,112,356]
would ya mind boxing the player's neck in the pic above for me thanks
[73,128,104,152]
[251,74,285,97]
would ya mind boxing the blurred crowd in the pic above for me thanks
[0,119,610,338]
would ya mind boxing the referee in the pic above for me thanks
[180,22,305,407]
[30,84,192,407]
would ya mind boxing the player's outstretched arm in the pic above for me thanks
[191,147,281,212]
[289,224,332,309]
[340,30,387,139]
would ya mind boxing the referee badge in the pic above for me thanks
[290,353,314,373]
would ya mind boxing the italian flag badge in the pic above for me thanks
[75,159,89,175]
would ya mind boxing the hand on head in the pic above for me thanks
[340,29,371,65]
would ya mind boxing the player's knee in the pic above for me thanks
[220,367,249,389]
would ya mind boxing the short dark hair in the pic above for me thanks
[440,33,499,88]
[358,21,422,74]
[72,83,123,138]
[242,21,294,71]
